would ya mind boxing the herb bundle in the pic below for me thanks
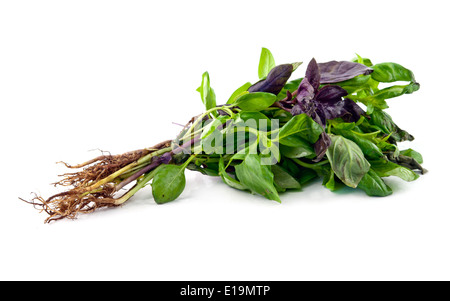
[23,48,425,222]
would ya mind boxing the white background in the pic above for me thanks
[1,0,449,281]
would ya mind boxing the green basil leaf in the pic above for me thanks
[329,119,357,131]
[349,94,389,112]
[375,139,400,158]
[278,158,316,184]
[344,71,403,110]
[357,169,393,197]
[279,138,315,158]
[218,157,248,191]
[371,62,416,83]
[368,108,414,142]
[258,47,276,79]
[235,92,277,111]
[322,167,337,191]
[333,128,384,160]
[277,114,323,144]
[370,82,420,100]
[235,154,281,202]
[352,54,373,67]
[277,133,309,147]
[370,159,419,182]
[271,164,301,190]
[234,111,271,130]
[197,71,216,111]
[151,165,186,204]
[326,134,371,188]
[400,148,423,164]
[226,82,252,104]
[350,127,380,142]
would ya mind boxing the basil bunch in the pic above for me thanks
[153,48,425,202]
[27,47,427,223]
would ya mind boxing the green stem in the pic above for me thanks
[115,154,196,205]
[292,158,329,170]
[192,157,222,163]
[181,106,234,141]
[326,122,332,134]
[180,154,196,169]
[114,167,160,205]
[117,162,149,180]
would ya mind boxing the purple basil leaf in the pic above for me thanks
[290,77,315,116]
[317,98,365,123]
[318,60,373,84]
[310,105,325,127]
[313,85,349,122]
[305,58,321,91]
[319,98,364,123]
[291,104,304,116]
[248,64,293,95]
[317,99,347,121]
[314,132,331,161]
[315,85,348,102]
[296,77,315,102]
[341,99,365,122]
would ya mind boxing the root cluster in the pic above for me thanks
[55,149,151,188]
[24,188,117,223]
[22,140,172,223]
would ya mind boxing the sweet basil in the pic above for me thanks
[326,134,371,188]
[151,165,186,204]
[235,154,281,202]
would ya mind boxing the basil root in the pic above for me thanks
[22,48,426,223]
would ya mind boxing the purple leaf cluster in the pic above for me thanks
[281,59,369,160]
